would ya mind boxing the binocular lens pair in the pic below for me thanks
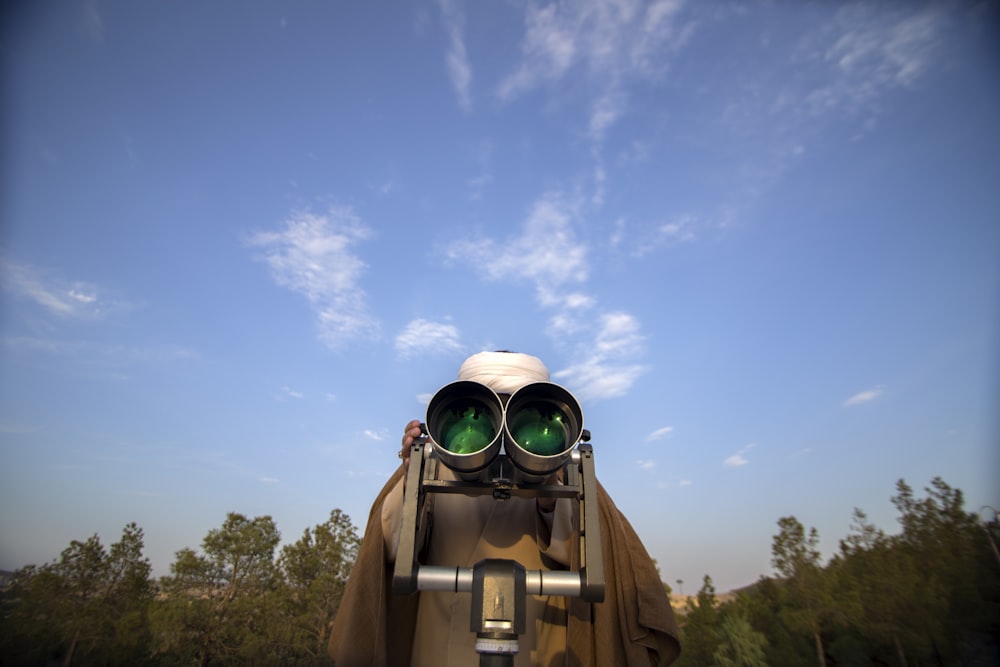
[425,380,584,480]
[438,403,569,456]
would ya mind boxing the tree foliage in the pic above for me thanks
[150,512,282,666]
[674,575,720,667]
[1,511,360,666]
[3,478,997,666]
[713,613,769,667]
[771,516,835,667]
[0,522,155,666]
[670,477,1000,667]
[275,508,361,662]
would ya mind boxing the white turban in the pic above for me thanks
[457,351,549,395]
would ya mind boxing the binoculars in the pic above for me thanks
[395,378,605,614]
[425,380,585,482]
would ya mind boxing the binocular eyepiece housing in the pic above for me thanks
[425,380,585,482]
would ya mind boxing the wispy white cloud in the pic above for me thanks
[363,429,385,441]
[555,357,647,402]
[657,216,697,246]
[498,0,687,103]
[656,477,693,490]
[593,311,644,357]
[612,214,700,258]
[445,192,648,401]
[497,3,576,100]
[565,292,596,309]
[724,443,756,468]
[589,92,626,142]
[647,426,674,441]
[445,191,602,354]
[844,386,883,407]
[771,5,947,128]
[826,7,942,90]
[553,310,648,402]
[437,0,473,111]
[544,293,596,339]
[446,192,589,295]
[277,386,305,401]
[369,180,394,196]
[674,4,951,250]
[544,297,602,353]
[1,257,125,319]
[248,207,379,349]
[723,453,748,468]
[637,459,657,470]
[395,318,463,358]
[497,0,689,149]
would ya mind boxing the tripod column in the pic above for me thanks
[470,559,526,667]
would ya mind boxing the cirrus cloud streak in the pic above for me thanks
[248,207,380,350]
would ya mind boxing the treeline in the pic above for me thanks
[1,478,997,666]
[674,478,1000,667]
[0,510,360,666]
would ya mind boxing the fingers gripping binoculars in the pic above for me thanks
[426,380,586,483]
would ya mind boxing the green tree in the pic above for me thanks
[0,523,155,666]
[674,575,721,667]
[887,477,996,664]
[0,564,65,664]
[151,513,281,666]
[834,507,916,665]
[274,508,361,663]
[734,577,814,667]
[713,612,769,667]
[771,516,830,667]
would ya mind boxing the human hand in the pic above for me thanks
[400,419,423,473]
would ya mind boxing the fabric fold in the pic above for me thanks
[329,468,681,666]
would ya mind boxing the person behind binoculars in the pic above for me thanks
[329,351,680,666]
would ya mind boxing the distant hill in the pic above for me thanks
[669,588,738,616]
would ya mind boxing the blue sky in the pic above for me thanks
[2,0,998,593]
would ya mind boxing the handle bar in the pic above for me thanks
[416,565,585,597]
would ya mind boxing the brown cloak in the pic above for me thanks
[329,467,681,666]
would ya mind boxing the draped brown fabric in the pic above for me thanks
[328,467,681,666]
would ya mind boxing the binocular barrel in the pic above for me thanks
[504,382,584,480]
[425,380,584,480]
[425,381,505,476]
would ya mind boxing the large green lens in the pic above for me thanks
[508,404,570,455]
[440,403,496,454]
